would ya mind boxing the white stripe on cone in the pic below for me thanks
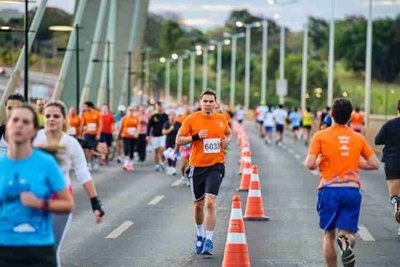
[243,168,252,175]
[248,189,262,197]
[226,233,247,244]
[230,208,244,219]
[251,173,260,182]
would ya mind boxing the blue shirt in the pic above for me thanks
[289,112,302,127]
[324,115,332,127]
[114,113,125,129]
[0,149,66,246]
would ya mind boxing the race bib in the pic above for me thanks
[87,123,97,132]
[203,138,221,154]
[128,127,137,136]
[67,127,76,135]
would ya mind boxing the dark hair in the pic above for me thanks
[200,89,217,101]
[84,101,95,109]
[332,98,353,125]
[306,107,311,112]
[12,104,39,130]
[355,107,360,112]
[5,93,25,107]
[294,107,298,112]
[278,104,283,109]
[326,106,331,112]
[156,101,163,107]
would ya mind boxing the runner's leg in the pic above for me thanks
[323,229,338,267]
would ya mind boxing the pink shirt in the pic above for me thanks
[139,113,150,134]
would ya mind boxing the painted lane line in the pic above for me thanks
[105,221,134,239]
[358,225,375,241]
[311,170,319,176]
[148,195,165,205]
[295,154,301,159]
[171,179,182,187]
[288,149,295,154]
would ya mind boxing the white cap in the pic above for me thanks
[117,105,126,112]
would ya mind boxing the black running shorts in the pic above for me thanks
[187,163,225,201]
[385,161,400,180]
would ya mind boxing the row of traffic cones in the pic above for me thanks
[221,123,269,266]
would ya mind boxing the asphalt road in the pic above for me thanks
[60,124,400,267]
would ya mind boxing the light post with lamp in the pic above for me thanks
[235,20,261,110]
[210,39,231,103]
[201,44,216,91]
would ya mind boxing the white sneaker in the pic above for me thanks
[166,167,172,175]
[180,176,186,182]
[87,163,92,172]
[171,168,177,176]
[398,227,400,236]
[93,161,99,171]
[155,164,161,172]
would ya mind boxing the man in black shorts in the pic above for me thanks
[176,89,231,255]
[375,99,400,235]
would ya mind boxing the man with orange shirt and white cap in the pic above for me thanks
[176,89,231,256]
[81,101,102,171]
[305,98,380,267]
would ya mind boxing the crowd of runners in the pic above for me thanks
[0,89,399,267]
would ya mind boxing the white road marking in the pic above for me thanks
[171,179,182,187]
[311,170,319,176]
[288,149,295,154]
[358,225,375,241]
[105,221,134,239]
[295,154,301,159]
[148,195,165,205]
[302,161,306,166]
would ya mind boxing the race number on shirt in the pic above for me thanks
[87,123,97,132]
[67,127,76,135]
[128,127,137,136]
[203,138,221,154]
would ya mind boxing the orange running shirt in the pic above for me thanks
[82,110,102,135]
[350,112,364,130]
[179,111,230,167]
[101,113,115,134]
[309,125,374,189]
[176,114,187,124]
[121,116,140,138]
[67,115,82,136]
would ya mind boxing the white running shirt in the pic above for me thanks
[256,105,268,121]
[263,112,274,127]
[273,108,288,125]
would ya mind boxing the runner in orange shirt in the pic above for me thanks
[350,107,364,133]
[81,101,102,171]
[119,106,140,171]
[176,89,231,255]
[100,104,115,164]
[67,107,82,137]
[305,98,380,267]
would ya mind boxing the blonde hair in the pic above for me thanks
[44,101,69,132]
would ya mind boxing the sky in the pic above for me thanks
[0,0,399,31]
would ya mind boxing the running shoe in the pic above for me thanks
[394,199,400,223]
[160,162,166,172]
[155,164,161,172]
[195,236,205,255]
[140,161,144,167]
[171,168,177,176]
[337,235,355,267]
[93,160,99,171]
[166,167,172,175]
[87,163,92,172]
[201,239,214,255]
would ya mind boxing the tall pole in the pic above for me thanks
[364,0,373,127]
[244,27,251,110]
[301,22,309,112]
[261,20,268,105]
[279,25,285,104]
[106,40,110,107]
[75,24,80,114]
[166,60,171,105]
[24,0,29,101]
[327,0,335,107]
[202,47,208,91]
[230,36,238,108]
[177,57,183,104]
[216,43,222,103]
[140,52,145,104]
[189,52,195,104]
[127,51,132,106]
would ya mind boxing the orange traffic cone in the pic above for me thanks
[237,161,252,191]
[244,165,269,221]
[239,151,251,175]
[222,195,251,267]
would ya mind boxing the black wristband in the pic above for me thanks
[192,133,201,141]
[90,196,105,217]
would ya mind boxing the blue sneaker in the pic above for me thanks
[201,239,213,255]
[195,236,205,254]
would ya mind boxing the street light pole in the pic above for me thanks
[364,0,373,127]
[261,19,268,105]
[245,26,251,110]
[216,43,222,103]
[279,25,286,104]
[127,51,132,106]
[106,40,110,107]
[301,22,309,112]
[75,24,80,113]
[189,52,195,104]
[24,0,29,101]
[327,0,335,107]
[166,59,171,105]
[230,36,238,108]
[202,47,208,91]
[177,56,184,104]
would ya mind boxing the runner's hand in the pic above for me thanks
[147,136,151,142]
[198,130,208,139]
[96,134,101,141]
[222,137,231,148]
[94,210,103,224]
[20,192,42,209]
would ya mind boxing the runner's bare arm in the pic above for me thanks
[305,154,319,170]
[176,133,193,145]
[20,188,74,214]
[359,155,380,170]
